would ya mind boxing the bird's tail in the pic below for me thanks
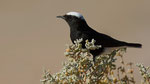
[125,42,142,48]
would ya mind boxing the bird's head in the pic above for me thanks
[57,12,86,26]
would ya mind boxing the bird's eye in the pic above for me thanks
[65,15,73,21]
[67,16,72,19]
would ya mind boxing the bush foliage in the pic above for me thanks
[41,39,150,84]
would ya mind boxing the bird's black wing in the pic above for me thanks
[84,27,125,47]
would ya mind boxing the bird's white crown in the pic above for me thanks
[66,12,84,20]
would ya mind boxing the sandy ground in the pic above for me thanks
[0,0,150,84]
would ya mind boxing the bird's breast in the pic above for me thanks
[70,31,83,42]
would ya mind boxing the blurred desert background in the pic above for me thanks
[0,0,150,84]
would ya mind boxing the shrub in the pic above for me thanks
[40,39,150,84]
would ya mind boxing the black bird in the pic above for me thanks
[57,12,142,61]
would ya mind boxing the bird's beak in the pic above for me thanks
[56,15,65,19]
